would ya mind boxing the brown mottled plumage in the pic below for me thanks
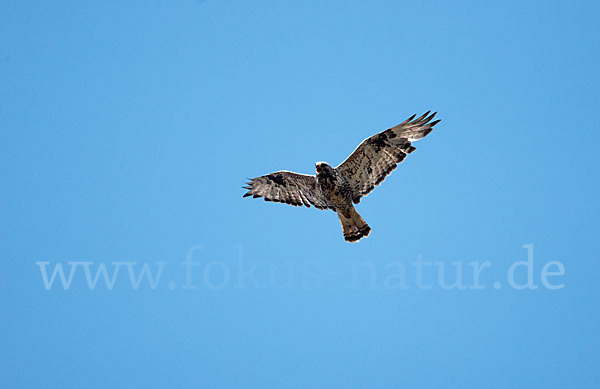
[243,111,440,242]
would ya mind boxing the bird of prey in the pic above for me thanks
[243,111,440,242]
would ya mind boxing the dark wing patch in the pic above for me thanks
[243,171,333,210]
[336,111,440,204]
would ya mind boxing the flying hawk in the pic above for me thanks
[243,111,440,242]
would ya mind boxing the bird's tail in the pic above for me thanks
[338,208,371,243]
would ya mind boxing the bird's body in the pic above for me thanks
[243,111,440,242]
[315,162,370,242]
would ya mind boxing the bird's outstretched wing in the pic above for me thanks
[243,171,334,210]
[336,111,440,204]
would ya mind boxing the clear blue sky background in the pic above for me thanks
[1,1,599,388]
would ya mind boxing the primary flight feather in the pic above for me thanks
[243,111,441,242]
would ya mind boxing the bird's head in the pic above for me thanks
[315,162,334,177]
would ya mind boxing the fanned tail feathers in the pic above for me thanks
[339,208,371,242]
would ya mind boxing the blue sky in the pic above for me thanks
[1,0,599,388]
